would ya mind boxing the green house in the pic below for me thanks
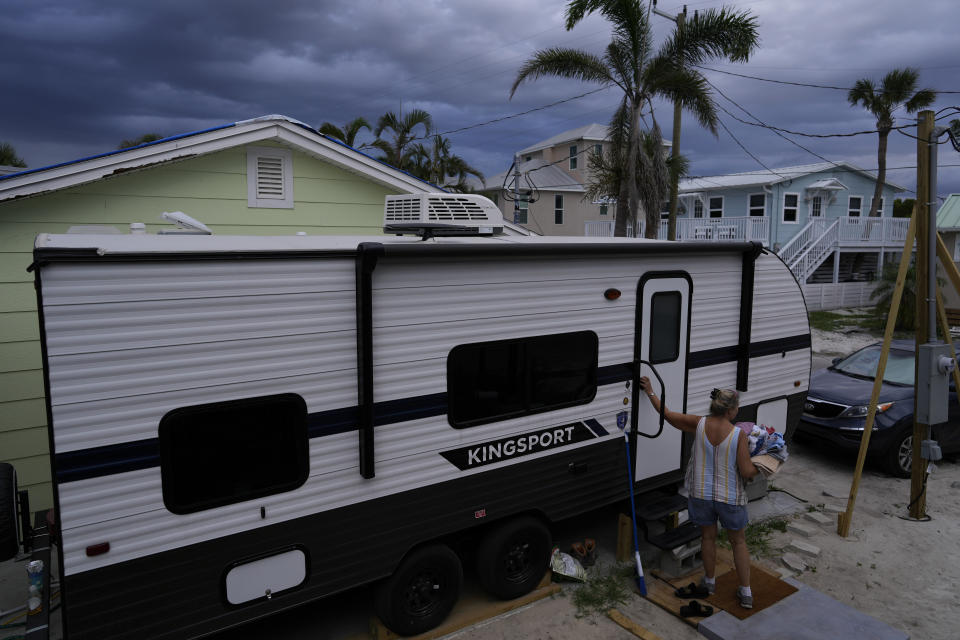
[0,115,438,512]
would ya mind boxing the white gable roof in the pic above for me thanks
[679,161,906,193]
[0,115,438,202]
[518,124,611,155]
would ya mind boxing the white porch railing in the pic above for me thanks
[789,219,839,283]
[584,220,615,237]
[638,216,769,244]
[838,217,910,246]
[778,219,829,266]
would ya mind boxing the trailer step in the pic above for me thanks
[647,521,701,551]
[635,493,687,522]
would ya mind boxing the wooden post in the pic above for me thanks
[935,288,960,407]
[838,213,916,537]
[910,111,935,519]
[935,232,960,299]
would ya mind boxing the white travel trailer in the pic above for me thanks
[12,194,810,638]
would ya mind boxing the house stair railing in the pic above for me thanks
[777,219,829,266]
[786,219,840,283]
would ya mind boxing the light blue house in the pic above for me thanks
[641,162,909,284]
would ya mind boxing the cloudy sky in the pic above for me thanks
[3,0,959,198]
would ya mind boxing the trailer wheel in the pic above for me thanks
[374,544,462,636]
[476,515,551,600]
[0,463,19,562]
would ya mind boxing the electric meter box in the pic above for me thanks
[917,343,953,423]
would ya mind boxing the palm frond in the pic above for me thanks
[659,7,759,66]
[510,48,616,97]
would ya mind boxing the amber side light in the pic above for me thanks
[604,288,622,300]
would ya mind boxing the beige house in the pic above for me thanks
[481,124,669,236]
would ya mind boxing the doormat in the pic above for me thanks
[705,566,797,620]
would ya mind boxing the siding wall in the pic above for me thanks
[0,144,405,511]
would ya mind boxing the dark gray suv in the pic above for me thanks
[795,340,960,477]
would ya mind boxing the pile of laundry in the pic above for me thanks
[737,422,788,478]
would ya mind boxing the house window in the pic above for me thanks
[247,146,294,209]
[871,197,884,216]
[447,331,599,428]
[811,196,822,217]
[709,196,723,218]
[693,200,704,218]
[555,194,564,224]
[660,201,670,219]
[782,193,799,223]
[525,155,532,162]
[748,193,766,217]
[593,144,603,158]
[649,291,682,364]
[514,199,528,224]
[159,394,309,514]
[600,204,608,216]
[569,145,578,170]
[848,196,862,217]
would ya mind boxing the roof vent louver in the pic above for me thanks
[384,194,504,237]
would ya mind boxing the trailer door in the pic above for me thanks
[634,274,690,482]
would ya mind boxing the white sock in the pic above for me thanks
[703,576,715,586]
[739,586,752,596]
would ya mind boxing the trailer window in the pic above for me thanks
[649,291,682,363]
[447,331,598,428]
[159,393,309,514]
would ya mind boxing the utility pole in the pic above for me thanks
[652,2,687,241]
[512,153,522,224]
[911,112,931,518]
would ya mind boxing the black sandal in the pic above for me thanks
[674,582,709,598]
[679,601,713,618]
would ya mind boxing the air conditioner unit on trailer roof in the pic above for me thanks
[384,193,504,237]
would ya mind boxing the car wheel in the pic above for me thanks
[882,427,913,478]
[476,515,551,600]
[374,544,462,636]
[0,463,20,561]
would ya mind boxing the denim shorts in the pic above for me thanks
[687,496,748,531]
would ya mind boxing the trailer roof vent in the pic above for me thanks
[384,194,504,237]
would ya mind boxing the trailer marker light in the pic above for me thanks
[604,288,622,300]
[86,542,110,557]
[474,509,486,519]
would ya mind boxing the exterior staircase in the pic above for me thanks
[778,219,839,283]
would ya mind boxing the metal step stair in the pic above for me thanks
[635,493,701,551]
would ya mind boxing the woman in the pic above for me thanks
[639,377,759,609]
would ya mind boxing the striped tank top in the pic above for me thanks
[684,416,746,506]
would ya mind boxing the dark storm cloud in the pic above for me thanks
[1,0,958,196]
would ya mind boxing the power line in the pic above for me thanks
[435,87,613,138]
[695,64,960,94]
[715,115,787,180]
[705,77,848,171]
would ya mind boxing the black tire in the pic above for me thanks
[882,427,913,478]
[476,515,552,600]
[374,544,462,636]
[0,463,20,561]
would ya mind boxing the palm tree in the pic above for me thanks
[318,117,372,148]
[511,0,757,237]
[660,7,759,239]
[410,135,484,191]
[848,68,935,217]
[118,133,165,149]
[371,109,433,171]
[0,142,26,167]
